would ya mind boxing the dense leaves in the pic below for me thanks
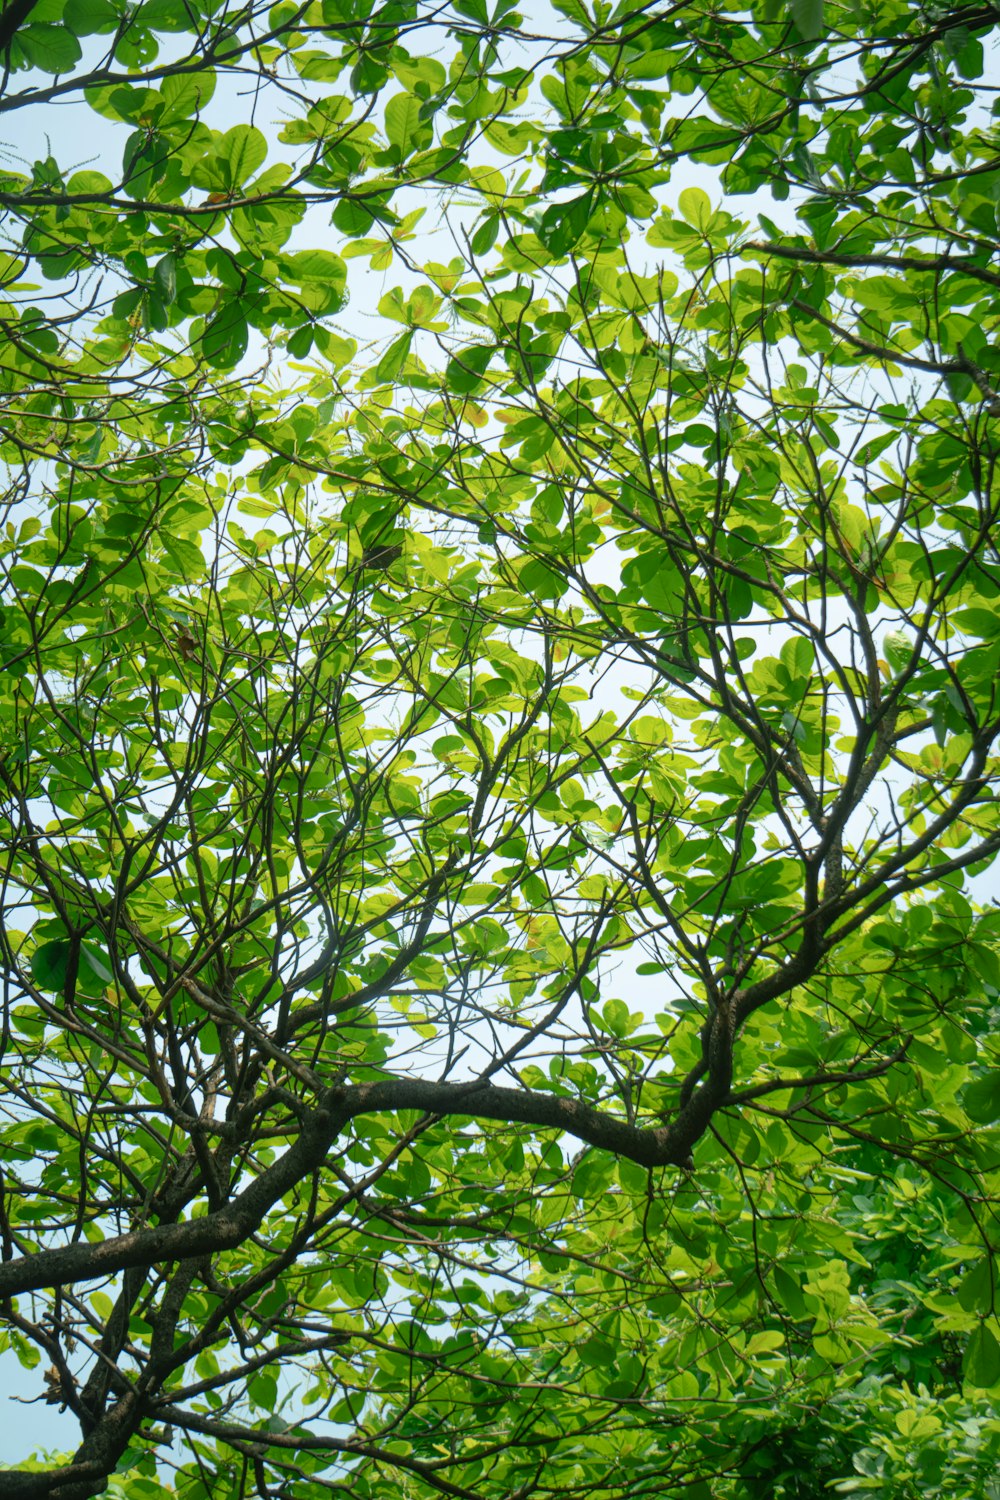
[2,0,1000,1496]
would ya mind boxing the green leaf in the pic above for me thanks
[537,190,593,256]
[161,534,207,577]
[445,343,493,394]
[218,124,268,188]
[772,1266,809,1320]
[153,254,177,306]
[789,0,824,41]
[281,247,347,315]
[957,1258,996,1315]
[601,998,631,1037]
[374,330,413,382]
[385,94,422,150]
[333,198,380,236]
[287,324,313,358]
[962,1075,1000,1124]
[16,24,82,72]
[471,215,499,256]
[882,630,910,675]
[160,71,216,122]
[29,939,73,992]
[351,52,389,95]
[201,303,249,367]
[64,0,119,33]
[678,187,712,230]
[952,607,1000,640]
[964,1324,1000,1388]
[80,946,114,989]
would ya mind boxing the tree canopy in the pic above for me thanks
[2,0,1000,1495]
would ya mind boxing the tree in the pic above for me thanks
[2,0,1000,1494]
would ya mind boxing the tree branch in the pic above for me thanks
[0,0,39,54]
[748,239,1000,292]
[0,1077,725,1300]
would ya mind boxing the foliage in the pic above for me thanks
[2,0,1000,1495]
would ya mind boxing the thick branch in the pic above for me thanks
[0,1080,714,1300]
[748,239,1000,292]
[0,1106,342,1300]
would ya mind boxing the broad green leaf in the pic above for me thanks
[958,1258,996,1315]
[153,254,177,305]
[678,187,712,230]
[953,608,1000,640]
[16,24,82,72]
[374,330,413,382]
[218,124,268,188]
[883,629,910,675]
[471,215,499,255]
[160,71,216,121]
[64,0,119,32]
[201,305,249,367]
[385,93,422,151]
[963,1075,1000,1123]
[29,939,73,991]
[281,247,347,314]
[789,0,824,40]
[964,1324,1000,1388]
[538,190,593,255]
[445,343,493,394]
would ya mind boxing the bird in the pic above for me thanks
[359,541,403,571]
